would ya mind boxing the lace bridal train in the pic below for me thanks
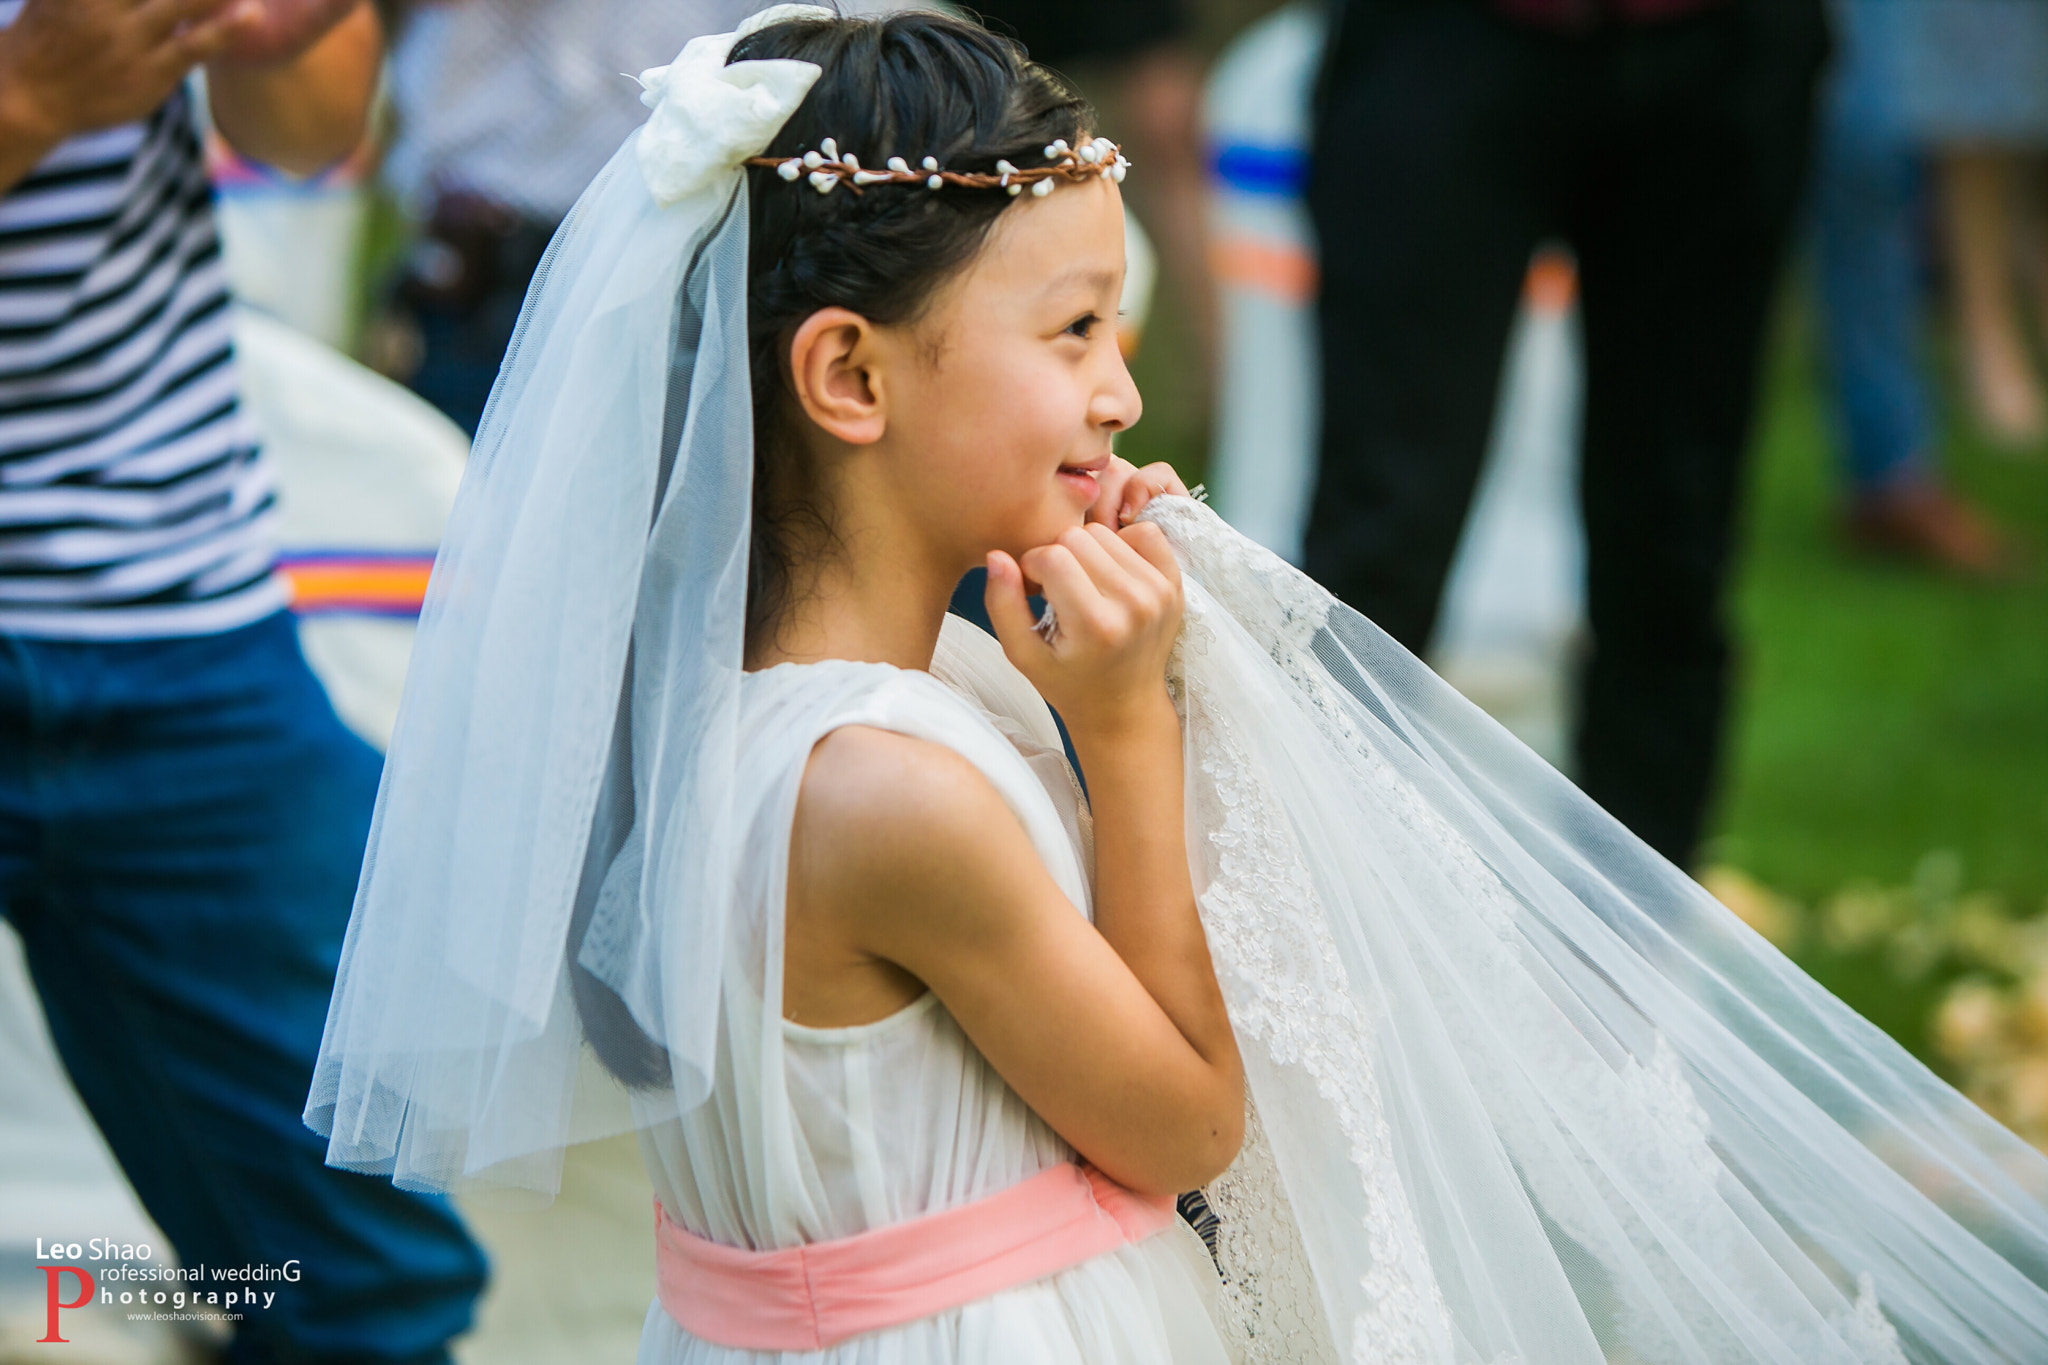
[1134,493,2048,1364]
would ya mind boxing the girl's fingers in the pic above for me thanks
[1084,522,1170,598]
[1051,528,1174,646]
[983,551,1049,661]
[1055,525,1139,603]
[1118,519,1182,585]
[1018,541,1105,620]
[1082,457,1189,528]
[1115,474,1157,525]
[1086,462,1133,528]
[1114,463,1190,525]
[1012,524,1179,661]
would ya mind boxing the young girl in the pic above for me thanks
[319,6,1243,1359]
[312,7,2048,1363]
[619,7,1246,1358]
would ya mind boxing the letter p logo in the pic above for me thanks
[39,1266,96,1343]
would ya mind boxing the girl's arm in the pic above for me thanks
[787,518,1243,1196]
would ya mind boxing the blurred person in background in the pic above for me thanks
[1814,0,2014,576]
[0,1,487,1360]
[1305,0,1828,867]
[377,0,762,433]
[1945,148,2048,452]
[1913,1,2048,452]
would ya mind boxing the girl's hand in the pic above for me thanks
[984,521,1183,741]
[1087,458,1189,530]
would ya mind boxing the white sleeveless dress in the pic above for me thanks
[630,619,1236,1364]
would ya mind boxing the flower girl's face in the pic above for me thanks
[885,176,1143,562]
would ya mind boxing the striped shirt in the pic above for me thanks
[0,39,284,638]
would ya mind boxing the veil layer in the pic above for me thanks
[1137,494,2048,1364]
[305,6,831,1199]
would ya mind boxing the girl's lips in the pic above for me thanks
[1056,466,1100,501]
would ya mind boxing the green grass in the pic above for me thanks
[1708,305,2048,1057]
[1711,308,2048,907]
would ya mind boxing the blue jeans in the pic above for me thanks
[1812,0,1936,494]
[0,613,487,1364]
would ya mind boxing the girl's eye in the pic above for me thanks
[1064,313,1100,340]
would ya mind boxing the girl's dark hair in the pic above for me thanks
[574,10,1087,1090]
[733,8,1089,652]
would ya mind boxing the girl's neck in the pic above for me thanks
[746,528,962,674]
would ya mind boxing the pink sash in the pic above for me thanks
[653,1163,1176,1351]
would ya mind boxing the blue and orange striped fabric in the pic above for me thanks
[278,550,436,618]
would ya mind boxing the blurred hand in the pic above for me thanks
[1087,457,1190,530]
[211,0,366,67]
[0,0,259,146]
[203,0,378,176]
[984,521,1185,740]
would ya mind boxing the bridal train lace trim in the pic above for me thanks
[1200,1099,1339,1363]
[1837,1275,1909,1365]
[1138,497,1938,1364]
[1177,621,1455,1365]
[1154,499,1457,1365]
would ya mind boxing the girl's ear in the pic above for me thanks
[787,307,888,446]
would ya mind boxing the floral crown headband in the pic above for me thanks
[745,135,1129,197]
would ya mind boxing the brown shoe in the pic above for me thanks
[1843,480,2013,578]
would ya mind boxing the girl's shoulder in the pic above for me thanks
[796,720,1016,874]
[737,639,1091,913]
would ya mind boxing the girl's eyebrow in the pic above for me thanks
[1039,265,1120,297]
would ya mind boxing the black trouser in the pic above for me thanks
[1306,0,1826,864]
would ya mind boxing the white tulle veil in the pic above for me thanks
[306,5,2048,1361]
[305,3,831,1196]
[1132,495,2048,1363]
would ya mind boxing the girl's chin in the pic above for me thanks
[985,509,1089,566]
[976,491,1100,563]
